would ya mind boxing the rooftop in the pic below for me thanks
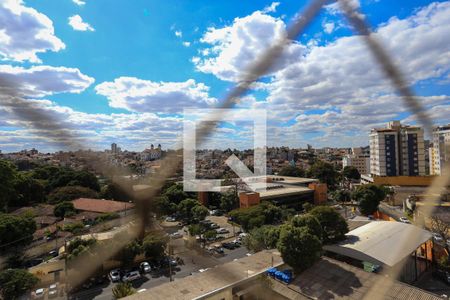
[126,250,283,300]
[258,185,313,199]
[72,198,134,214]
[275,257,441,300]
[324,221,432,267]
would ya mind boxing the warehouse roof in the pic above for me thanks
[324,221,432,267]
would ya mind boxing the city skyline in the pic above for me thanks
[0,0,449,152]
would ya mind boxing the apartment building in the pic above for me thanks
[369,121,425,176]
[430,125,450,175]
[342,147,370,175]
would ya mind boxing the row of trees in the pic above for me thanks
[245,206,349,272]
[331,184,388,215]
[278,163,360,190]
[0,160,103,210]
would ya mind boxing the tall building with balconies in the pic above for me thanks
[430,125,450,175]
[342,147,370,175]
[369,121,425,176]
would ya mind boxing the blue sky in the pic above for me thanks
[0,0,449,152]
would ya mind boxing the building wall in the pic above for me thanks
[239,192,261,208]
[363,175,436,186]
[198,192,208,206]
[432,126,450,175]
[308,183,328,205]
[370,122,425,177]
[342,148,370,175]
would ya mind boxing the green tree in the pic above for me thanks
[291,214,323,240]
[308,161,339,190]
[352,184,386,215]
[245,225,280,252]
[204,230,217,240]
[120,240,142,266]
[178,198,200,222]
[192,205,209,221]
[0,213,36,249]
[48,185,99,204]
[0,269,39,300]
[302,202,313,213]
[229,202,282,231]
[220,190,237,212]
[343,166,361,180]
[142,234,167,260]
[100,181,133,202]
[112,282,136,299]
[278,165,305,177]
[309,206,348,243]
[54,201,76,218]
[0,160,19,211]
[277,225,322,272]
[13,173,46,206]
[163,184,188,205]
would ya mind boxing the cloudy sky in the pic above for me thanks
[0,0,449,152]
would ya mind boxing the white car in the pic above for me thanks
[122,271,141,282]
[216,228,229,234]
[399,217,411,224]
[34,288,45,299]
[109,269,121,282]
[140,261,151,273]
[48,283,58,298]
[165,216,176,222]
[433,233,444,243]
[138,288,147,293]
[170,232,183,239]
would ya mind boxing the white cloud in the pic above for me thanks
[196,1,450,145]
[325,0,360,15]
[323,22,335,34]
[262,2,280,13]
[175,30,182,37]
[95,77,217,113]
[194,11,305,82]
[0,0,65,63]
[72,0,86,5]
[68,14,94,31]
[182,41,191,47]
[0,64,95,97]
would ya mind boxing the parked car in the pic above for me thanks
[49,250,58,257]
[48,283,58,298]
[209,223,220,229]
[165,216,176,222]
[34,288,45,299]
[432,269,450,285]
[170,232,183,239]
[140,261,151,273]
[109,269,121,282]
[216,228,229,234]
[433,233,444,243]
[122,271,141,282]
[214,247,225,254]
[222,242,236,250]
[399,217,411,224]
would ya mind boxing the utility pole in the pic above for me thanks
[64,238,69,300]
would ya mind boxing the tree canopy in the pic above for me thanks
[142,234,167,260]
[290,214,323,240]
[48,185,99,204]
[54,201,76,218]
[229,202,282,231]
[278,166,305,177]
[277,225,322,272]
[307,161,339,190]
[245,225,280,252]
[343,166,361,180]
[309,206,348,243]
[0,213,36,249]
[352,184,386,215]
[0,269,39,300]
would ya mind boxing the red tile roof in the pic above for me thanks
[72,198,134,213]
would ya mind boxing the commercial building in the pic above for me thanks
[430,124,450,175]
[369,121,425,176]
[342,147,370,175]
[72,198,134,215]
[323,221,432,283]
